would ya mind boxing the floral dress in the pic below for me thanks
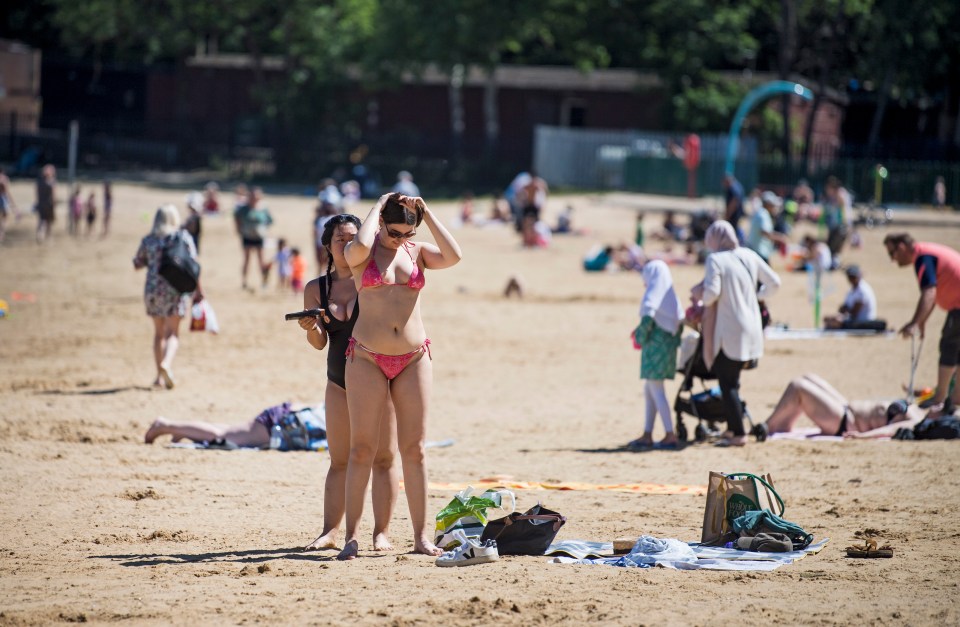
[134,231,196,317]
[635,315,682,380]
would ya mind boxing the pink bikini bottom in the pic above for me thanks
[346,337,432,380]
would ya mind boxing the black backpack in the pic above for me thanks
[159,231,200,293]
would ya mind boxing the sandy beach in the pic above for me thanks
[1,180,959,625]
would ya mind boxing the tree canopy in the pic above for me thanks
[4,0,958,140]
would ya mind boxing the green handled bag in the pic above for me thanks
[701,472,784,546]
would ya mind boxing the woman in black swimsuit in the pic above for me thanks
[298,214,399,552]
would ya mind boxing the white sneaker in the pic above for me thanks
[435,531,499,567]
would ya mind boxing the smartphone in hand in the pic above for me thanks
[285,308,325,321]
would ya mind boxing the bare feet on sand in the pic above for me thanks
[373,531,393,551]
[414,536,442,557]
[336,539,359,561]
[304,531,339,551]
[144,417,169,444]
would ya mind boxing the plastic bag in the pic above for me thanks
[434,486,515,549]
[190,300,219,334]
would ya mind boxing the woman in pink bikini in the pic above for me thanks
[339,192,462,560]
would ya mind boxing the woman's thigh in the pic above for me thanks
[389,353,433,446]
[325,382,350,464]
[345,354,389,446]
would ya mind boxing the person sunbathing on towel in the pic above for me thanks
[144,403,306,447]
[753,373,925,440]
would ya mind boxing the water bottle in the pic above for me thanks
[269,424,283,450]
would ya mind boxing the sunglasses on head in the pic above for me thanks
[384,226,416,240]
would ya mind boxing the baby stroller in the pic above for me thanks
[673,333,756,443]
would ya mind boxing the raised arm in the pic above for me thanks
[418,201,463,270]
[345,193,390,269]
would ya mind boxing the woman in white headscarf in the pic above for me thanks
[629,260,685,450]
[691,220,780,446]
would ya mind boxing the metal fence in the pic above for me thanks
[534,124,960,206]
[533,125,757,191]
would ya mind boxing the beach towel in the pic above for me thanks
[549,537,829,571]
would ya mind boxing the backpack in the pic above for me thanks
[895,417,960,440]
[159,231,200,293]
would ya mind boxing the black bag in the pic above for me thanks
[480,504,566,555]
[907,417,960,440]
[159,232,200,293]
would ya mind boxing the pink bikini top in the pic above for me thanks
[361,237,425,290]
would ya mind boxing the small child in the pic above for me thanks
[629,260,684,451]
[275,238,292,290]
[290,247,306,294]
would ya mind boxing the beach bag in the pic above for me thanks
[434,487,515,550]
[190,300,220,334]
[732,509,813,550]
[276,406,327,451]
[701,472,784,546]
[159,232,200,293]
[480,503,566,555]
[909,417,960,440]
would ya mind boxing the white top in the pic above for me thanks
[843,279,877,322]
[640,260,684,334]
[702,247,781,362]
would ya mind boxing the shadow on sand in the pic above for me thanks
[88,547,394,567]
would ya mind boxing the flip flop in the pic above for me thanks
[845,540,893,558]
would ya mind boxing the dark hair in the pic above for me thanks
[883,233,914,248]
[321,213,362,290]
[886,399,909,424]
[381,192,423,226]
[320,213,362,248]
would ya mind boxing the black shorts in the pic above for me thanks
[940,309,960,367]
[242,236,264,249]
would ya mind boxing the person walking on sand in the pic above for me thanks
[234,186,273,290]
[297,213,400,552]
[338,192,462,560]
[35,164,57,244]
[884,233,960,417]
[628,260,684,451]
[133,205,202,389]
[690,220,780,446]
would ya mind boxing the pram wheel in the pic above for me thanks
[694,423,710,443]
[676,419,688,443]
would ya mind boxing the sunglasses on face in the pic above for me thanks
[384,226,416,240]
